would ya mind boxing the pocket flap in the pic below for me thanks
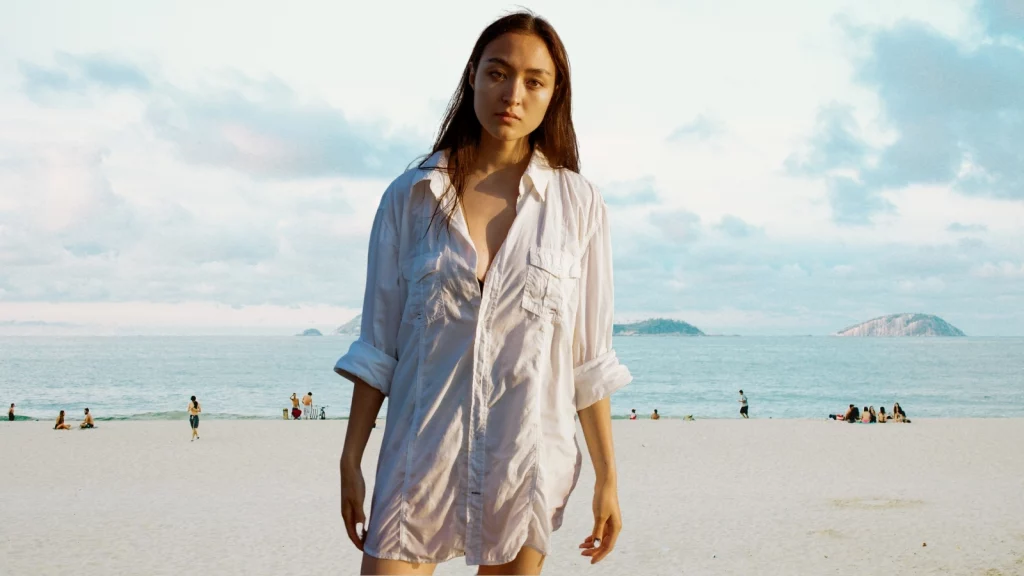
[401,252,441,282]
[527,246,580,278]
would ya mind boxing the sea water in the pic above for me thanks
[1,336,1022,421]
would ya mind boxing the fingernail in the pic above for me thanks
[594,538,601,547]
[356,522,363,534]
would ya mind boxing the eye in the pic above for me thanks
[489,70,505,80]
[528,79,543,88]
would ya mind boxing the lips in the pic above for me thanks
[496,112,520,121]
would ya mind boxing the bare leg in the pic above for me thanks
[360,553,436,575]
[477,546,546,576]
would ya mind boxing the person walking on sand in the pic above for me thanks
[80,408,95,429]
[334,12,631,574]
[54,410,71,430]
[738,389,749,418]
[650,409,660,420]
[8,403,13,421]
[188,396,201,441]
[302,392,313,420]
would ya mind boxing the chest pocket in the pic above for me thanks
[401,252,446,326]
[522,246,581,324]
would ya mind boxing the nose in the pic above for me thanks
[501,78,525,107]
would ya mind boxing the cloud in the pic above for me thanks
[947,222,988,232]
[648,209,702,243]
[714,215,763,238]
[602,177,659,206]
[976,0,1024,38]
[667,113,724,142]
[789,6,1024,222]
[19,54,423,179]
[19,52,151,100]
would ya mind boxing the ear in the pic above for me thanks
[467,62,475,91]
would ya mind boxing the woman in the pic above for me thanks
[877,406,887,423]
[893,402,907,423]
[8,403,14,421]
[188,396,201,441]
[868,406,877,423]
[861,406,871,423]
[333,11,630,575]
[54,410,71,430]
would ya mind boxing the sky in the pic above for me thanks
[1,0,1022,336]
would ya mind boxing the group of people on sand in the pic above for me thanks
[628,408,661,420]
[626,390,751,420]
[831,402,910,423]
[51,408,96,430]
[289,392,314,419]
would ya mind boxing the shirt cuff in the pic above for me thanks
[334,340,398,396]
[573,349,632,411]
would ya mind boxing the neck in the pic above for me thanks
[473,133,531,174]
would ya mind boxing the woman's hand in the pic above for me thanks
[579,480,622,564]
[340,458,368,551]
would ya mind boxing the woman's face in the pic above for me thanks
[471,32,557,145]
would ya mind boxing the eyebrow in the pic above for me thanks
[485,57,553,78]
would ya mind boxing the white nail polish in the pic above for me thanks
[356,522,363,534]
[594,538,601,546]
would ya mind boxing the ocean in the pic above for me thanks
[2,336,1022,421]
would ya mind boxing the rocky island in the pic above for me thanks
[332,314,361,336]
[834,313,965,337]
[613,318,705,336]
[296,328,323,337]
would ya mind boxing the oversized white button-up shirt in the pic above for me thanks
[334,148,631,566]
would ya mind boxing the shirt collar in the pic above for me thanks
[416,148,552,201]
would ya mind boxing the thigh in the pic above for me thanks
[477,546,546,576]
[361,553,436,575]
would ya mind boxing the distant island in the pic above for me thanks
[613,318,705,336]
[834,313,965,337]
[297,328,323,337]
[332,315,361,336]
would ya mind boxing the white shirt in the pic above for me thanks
[334,148,632,566]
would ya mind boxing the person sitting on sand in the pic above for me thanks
[54,410,71,430]
[651,409,660,420]
[877,406,887,423]
[80,408,95,429]
[868,406,877,423]
[302,392,313,419]
[861,406,871,423]
[893,402,908,423]
[8,403,14,421]
[629,409,637,420]
[846,405,859,423]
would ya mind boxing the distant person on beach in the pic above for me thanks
[302,392,313,420]
[893,402,908,423]
[738,390,749,418]
[333,13,631,572]
[861,406,871,423]
[188,396,201,441]
[8,403,13,421]
[291,393,302,420]
[54,410,71,430]
[651,409,660,420]
[878,406,887,423]
[868,406,877,423]
[847,405,860,423]
[629,409,637,420]
[80,408,95,429]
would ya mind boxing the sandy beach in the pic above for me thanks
[1,418,1022,575]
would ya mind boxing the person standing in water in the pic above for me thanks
[333,11,631,574]
[188,396,201,441]
[738,389,749,418]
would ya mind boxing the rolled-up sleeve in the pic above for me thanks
[334,191,402,396]
[572,195,632,411]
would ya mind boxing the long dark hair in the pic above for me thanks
[191,395,198,410]
[418,10,579,230]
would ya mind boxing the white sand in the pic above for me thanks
[2,418,1023,575]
